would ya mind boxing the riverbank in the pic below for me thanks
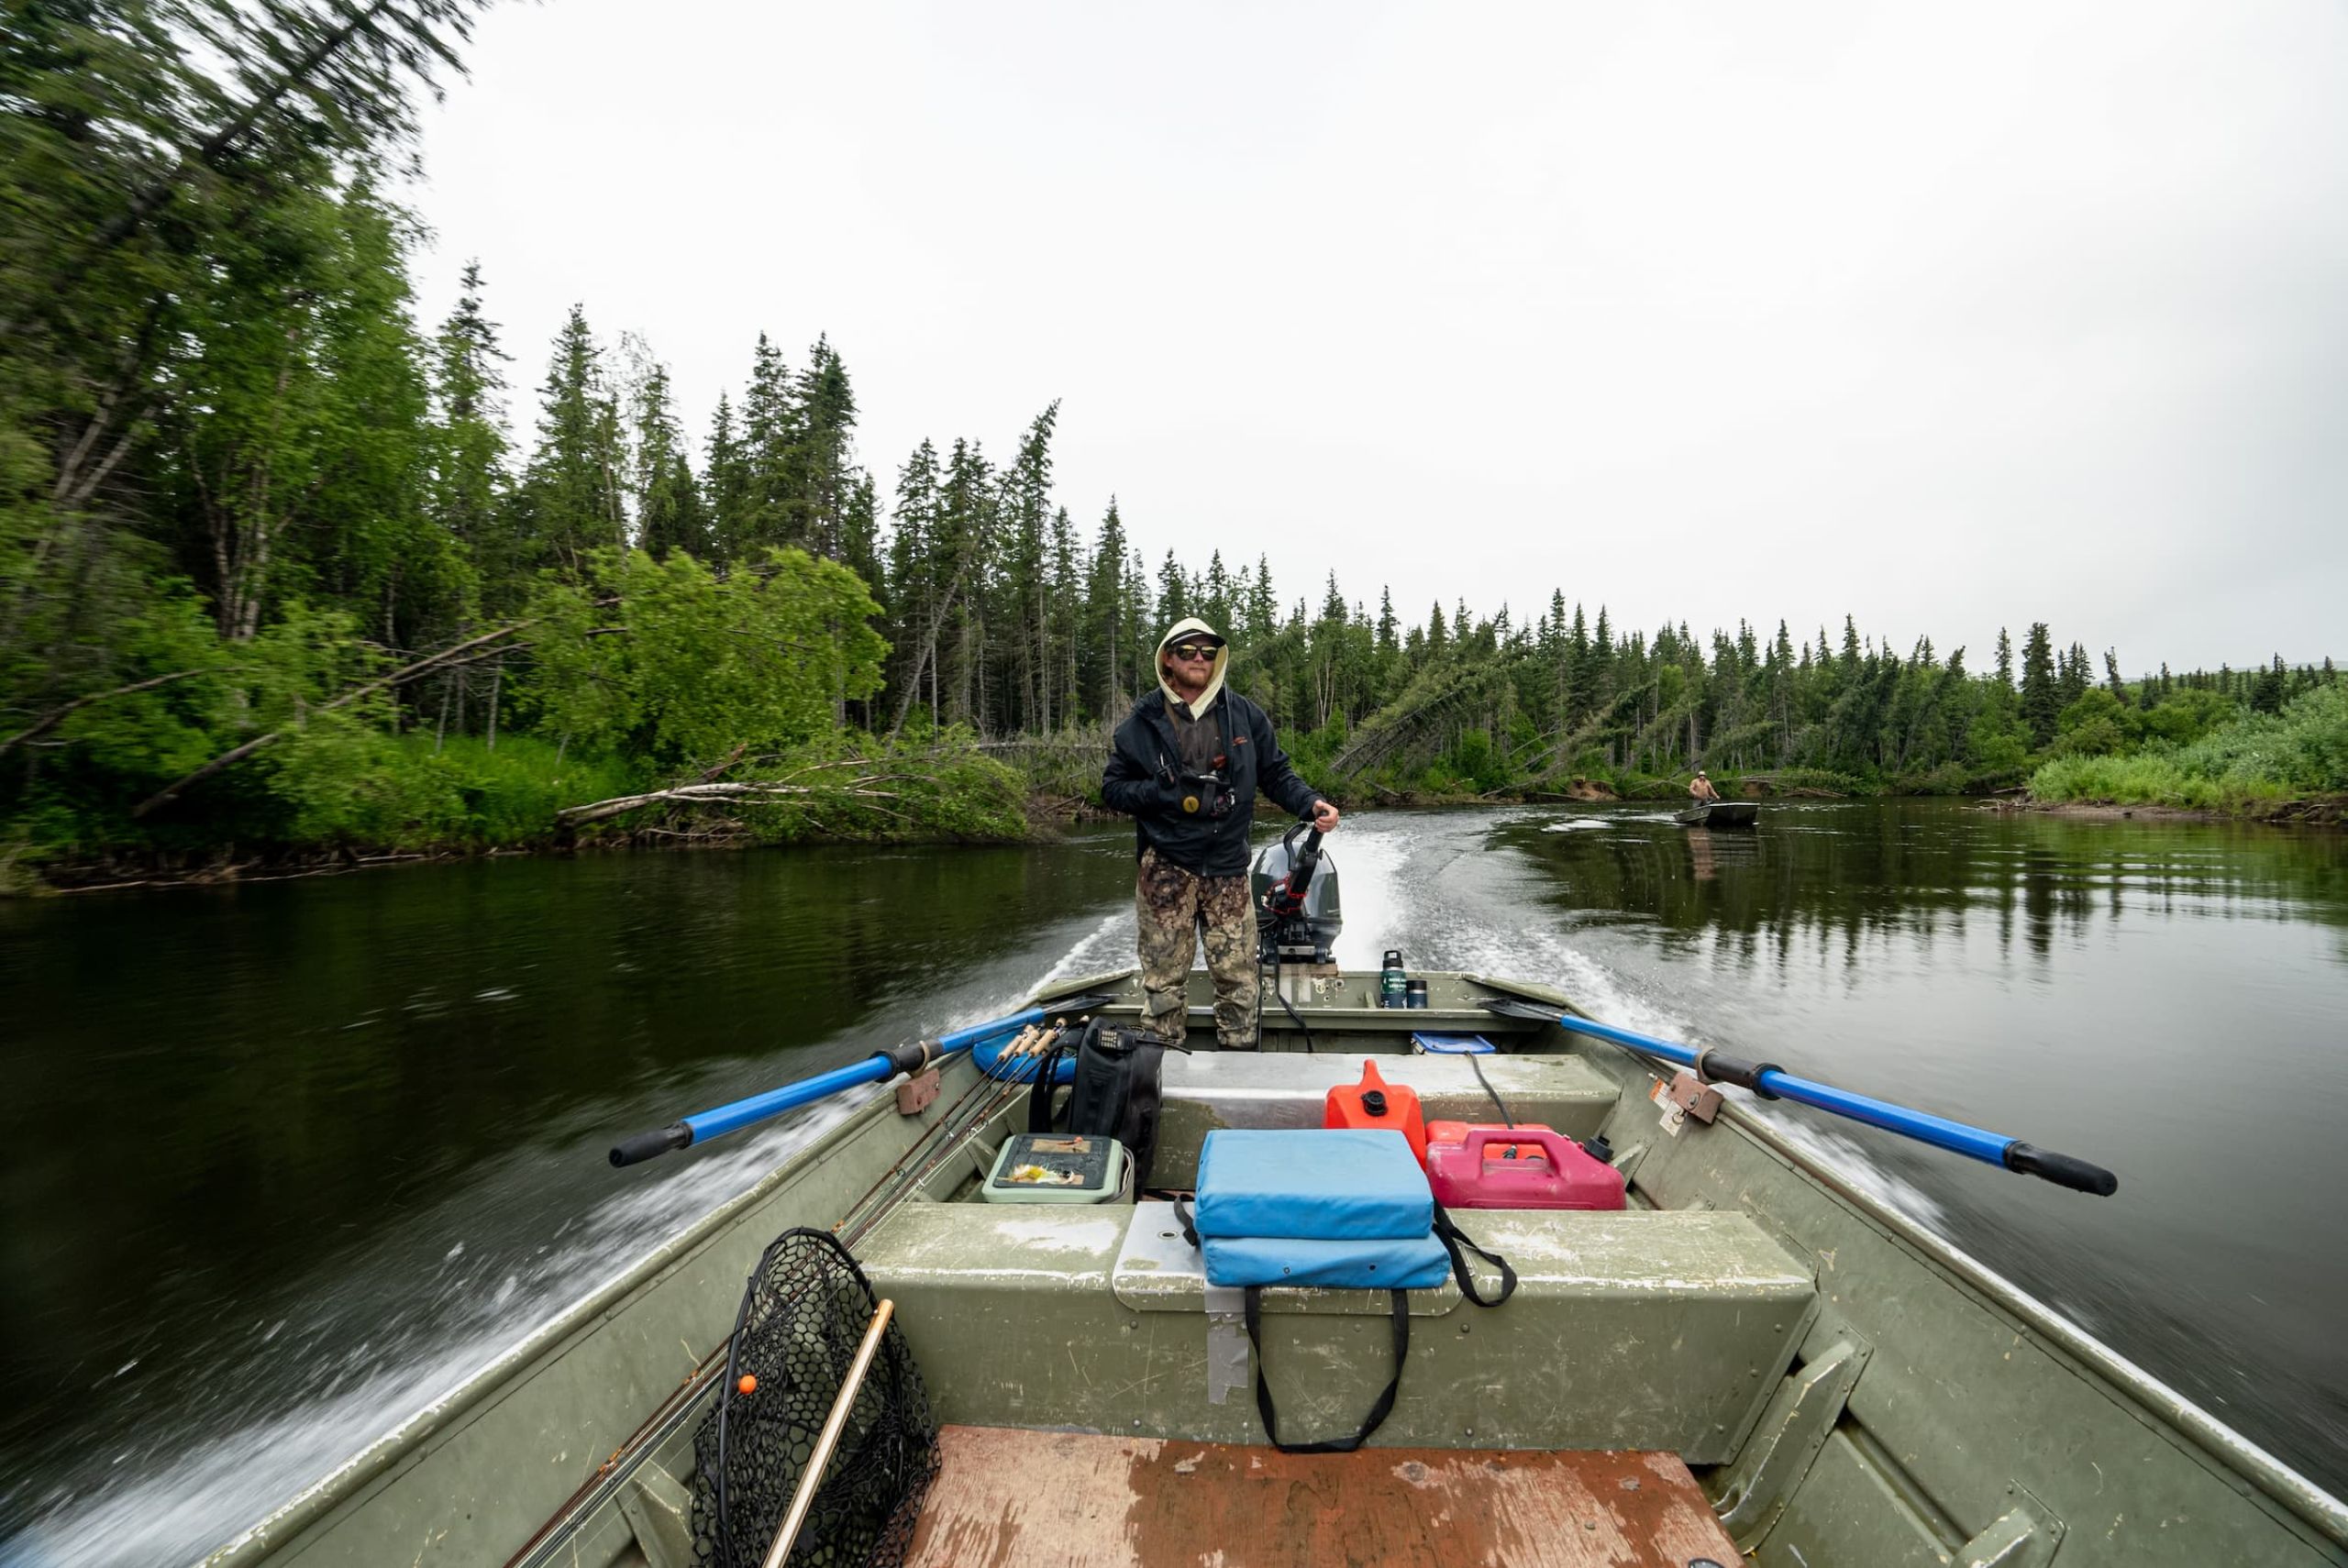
[1998,796,2347,826]
[6,734,1039,896]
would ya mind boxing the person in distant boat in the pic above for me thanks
[1102,617,1339,1049]
[1689,768,1722,805]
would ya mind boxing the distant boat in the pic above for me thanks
[1678,800,1758,826]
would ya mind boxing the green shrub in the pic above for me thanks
[2029,685,2346,810]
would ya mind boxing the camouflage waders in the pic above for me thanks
[1135,846,1259,1049]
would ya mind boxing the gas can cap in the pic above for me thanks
[1362,1089,1389,1116]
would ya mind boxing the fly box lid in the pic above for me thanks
[983,1132,1129,1204]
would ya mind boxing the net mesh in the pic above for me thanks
[689,1229,939,1568]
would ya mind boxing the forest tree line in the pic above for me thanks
[5,3,2341,878]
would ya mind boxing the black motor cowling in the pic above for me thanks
[1250,824,1342,966]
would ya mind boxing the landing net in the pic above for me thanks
[689,1228,939,1568]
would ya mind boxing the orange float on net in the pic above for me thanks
[737,1374,758,1397]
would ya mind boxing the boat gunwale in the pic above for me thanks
[197,1084,911,1568]
[1456,972,2348,1549]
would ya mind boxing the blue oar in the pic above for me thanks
[609,995,1112,1167]
[1479,998,2118,1195]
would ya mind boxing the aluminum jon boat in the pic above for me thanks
[1677,801,1759,826]
[192,956,2348,1568]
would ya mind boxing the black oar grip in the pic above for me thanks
[610,1122,692,1167]
[1696,1050,1783,1099]
[2004,1142,2119,1197]
[880,1040,940,1077]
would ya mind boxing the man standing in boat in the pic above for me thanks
[1689,768,1722,806]
[1102,617,1340,1049]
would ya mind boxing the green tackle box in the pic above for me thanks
[982,1132,1129,1204]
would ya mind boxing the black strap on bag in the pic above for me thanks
[1028,1021,1178,1192]
[1433,1201,1518,1308]
[1245,1284,1408,1454]
[1168,1197,1511,1456]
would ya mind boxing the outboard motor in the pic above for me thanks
[1250,823,1343,1007]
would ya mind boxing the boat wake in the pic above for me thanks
[2,1099,861,1568]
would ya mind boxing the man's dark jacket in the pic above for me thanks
[1102,689,1324,878]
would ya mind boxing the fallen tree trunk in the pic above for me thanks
[131,612,591,819]
[555,775,920,830]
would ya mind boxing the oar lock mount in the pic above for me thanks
[1656,1050,1784,1136]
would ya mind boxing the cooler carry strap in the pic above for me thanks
[1433,1201,1518,1308]
[1243,1284,1409,1455]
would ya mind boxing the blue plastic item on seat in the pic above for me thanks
[1411,1032,1497,1055]
[1201,1230,1451,1289]
[972,1030,1076,1083]
[1193,1129,1432,1241]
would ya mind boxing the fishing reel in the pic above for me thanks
[1178,767,1236,819]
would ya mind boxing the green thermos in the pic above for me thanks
[1379,949,1408,1010]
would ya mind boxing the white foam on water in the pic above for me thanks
[5,1099,859,1568]
[1325,812,1955,1238]
[1032,909,1135,990]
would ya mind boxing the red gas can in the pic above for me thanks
[1428,1120,1540,1160]
[1324,1059,1427,1167]
[1425,1125,1625,1210]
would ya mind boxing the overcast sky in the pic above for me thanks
[409,0,2347,674]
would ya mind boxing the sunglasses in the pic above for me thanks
[1169,643,1221,661]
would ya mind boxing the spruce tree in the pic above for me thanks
[2020,623,2059,745]
[885,438,942,729]
[629,356,707,560]
[1246,558,1278,644]
[2058,642,2091,709]
[516,304,625,580]
[1158,552,1191,628]
[429,259,511,569]
[791,335,858,558]
[739,333,799,552]
[1083,499,1130,713]
[703,393,751,561]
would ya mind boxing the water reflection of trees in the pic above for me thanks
[1499,803,2348,975]
[0,838,1138,1451]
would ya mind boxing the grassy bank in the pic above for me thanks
[10,730,1033,892]
[2028,686,2347,816]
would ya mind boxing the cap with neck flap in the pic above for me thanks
[1156,616,1229,716]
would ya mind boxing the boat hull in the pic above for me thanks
[1678,800,1758,826]
[202,968,2348,1568]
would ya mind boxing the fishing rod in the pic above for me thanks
[836,1020,1073,1242]
[608,996,1109,1167]
[1479,997,2119,1196]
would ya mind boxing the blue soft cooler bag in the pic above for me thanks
[1200,1231,1451,1288]
[1179,1125,1518,1455]
[1192,1129,1432,1242]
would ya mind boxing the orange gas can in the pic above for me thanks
[1324,1059,1427,1167]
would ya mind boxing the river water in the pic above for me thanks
[2,802,2343,1564]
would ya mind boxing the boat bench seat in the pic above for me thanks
[1153,1051,1622,1172]
[858,1200,1816,1461]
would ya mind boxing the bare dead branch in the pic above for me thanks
[1,668,220,757]
[131,614,548,818]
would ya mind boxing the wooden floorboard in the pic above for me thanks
[906,1425,1743,1567]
